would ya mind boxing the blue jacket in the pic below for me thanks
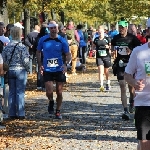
[108,30,119,39]
[77,30,87,47]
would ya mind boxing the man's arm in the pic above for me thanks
[0,53,4,75]
[124,48,145,91]
[92,37,97,50]
[65,52,71,64]
[124,73,136,87]
[25,34,32,48]
[124,72,145,91]
[36,37,43,68]
[36,50,42,67]
[74,30,80,43]
[111,38,117,59]
[62,52,71,74]
[106,37,111,53]
[0,64,3,75]
[131,35,141,49]
[111,45,117,59]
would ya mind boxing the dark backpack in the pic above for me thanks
[0,40,4,53]
[66,29,78,45]
[83,31,88,43]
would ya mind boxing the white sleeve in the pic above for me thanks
[125,48,137,75]
[92,35,95,41]
[5,37,10,43]
[0,54,3,64]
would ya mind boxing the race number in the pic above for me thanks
[116,46,128,55]
[47,58,59,67]
[98,50,107,56]
[145,61,150,76]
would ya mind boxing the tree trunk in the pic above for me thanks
[23,9,30,40]
[51,9,56,20]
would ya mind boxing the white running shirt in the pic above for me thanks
[125,42,150,106]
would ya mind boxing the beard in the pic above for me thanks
[50,31,57,38]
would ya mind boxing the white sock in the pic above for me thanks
[106,80,110,84]
[100,80,103,86]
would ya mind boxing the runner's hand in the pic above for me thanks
[105,45,109,49]
[134,79,145,91]
[40,66,44,75]
[0,71,5,76]
[126,47,131,55]
[61,64,67,74]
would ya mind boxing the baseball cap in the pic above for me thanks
[14,22,24,29]
[118,21,128,27]
[47,21,58,28]
[47,23,58,28]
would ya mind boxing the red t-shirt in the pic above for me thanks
[136,34,146,44]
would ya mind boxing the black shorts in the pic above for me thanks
[96,57,111,68]
[117,66,125,80]
[43,71,66,82]
[135,106,150,140]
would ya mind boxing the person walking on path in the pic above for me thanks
[36,21,71,119]
[33,26,49,90]
[77,24,87,68]
[93,27,111,91]
[111,20,141,120]
[66,20,80,75]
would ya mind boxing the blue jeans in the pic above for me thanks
[79,46,87,64]
[8,69,27,117]
[29,54,33,74]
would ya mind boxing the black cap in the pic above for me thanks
[77,24,83,29]
[0,22,5,27]
[6,24,14,30]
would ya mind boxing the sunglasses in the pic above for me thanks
[50,27,56,29]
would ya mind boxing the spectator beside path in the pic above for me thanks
[2,26,30,120]
[25,25,40,74]
[66,21,80,75]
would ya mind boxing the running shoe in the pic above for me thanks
[100,86,105,92]
[55,110,62,119]
[129,103,135,113]
[106,84,111,91]
[48,100,54,114]
[122,111,130,120]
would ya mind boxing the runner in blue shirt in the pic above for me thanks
[108,24,119,39]
[37,21,71,119]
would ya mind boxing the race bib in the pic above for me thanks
[98,50,107,56]
[145,61,150,77]
[116,46,128,55]
[47,58,59,67]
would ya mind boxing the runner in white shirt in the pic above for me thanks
[125,42,150,150]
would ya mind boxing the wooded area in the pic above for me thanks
[1,0,150,27]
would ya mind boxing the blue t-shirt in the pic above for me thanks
[77,30,86,47]
[108,30,119,39]
[37,34,69,72]
[92,33,99,41]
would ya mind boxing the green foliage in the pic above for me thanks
[7,0,150,27]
